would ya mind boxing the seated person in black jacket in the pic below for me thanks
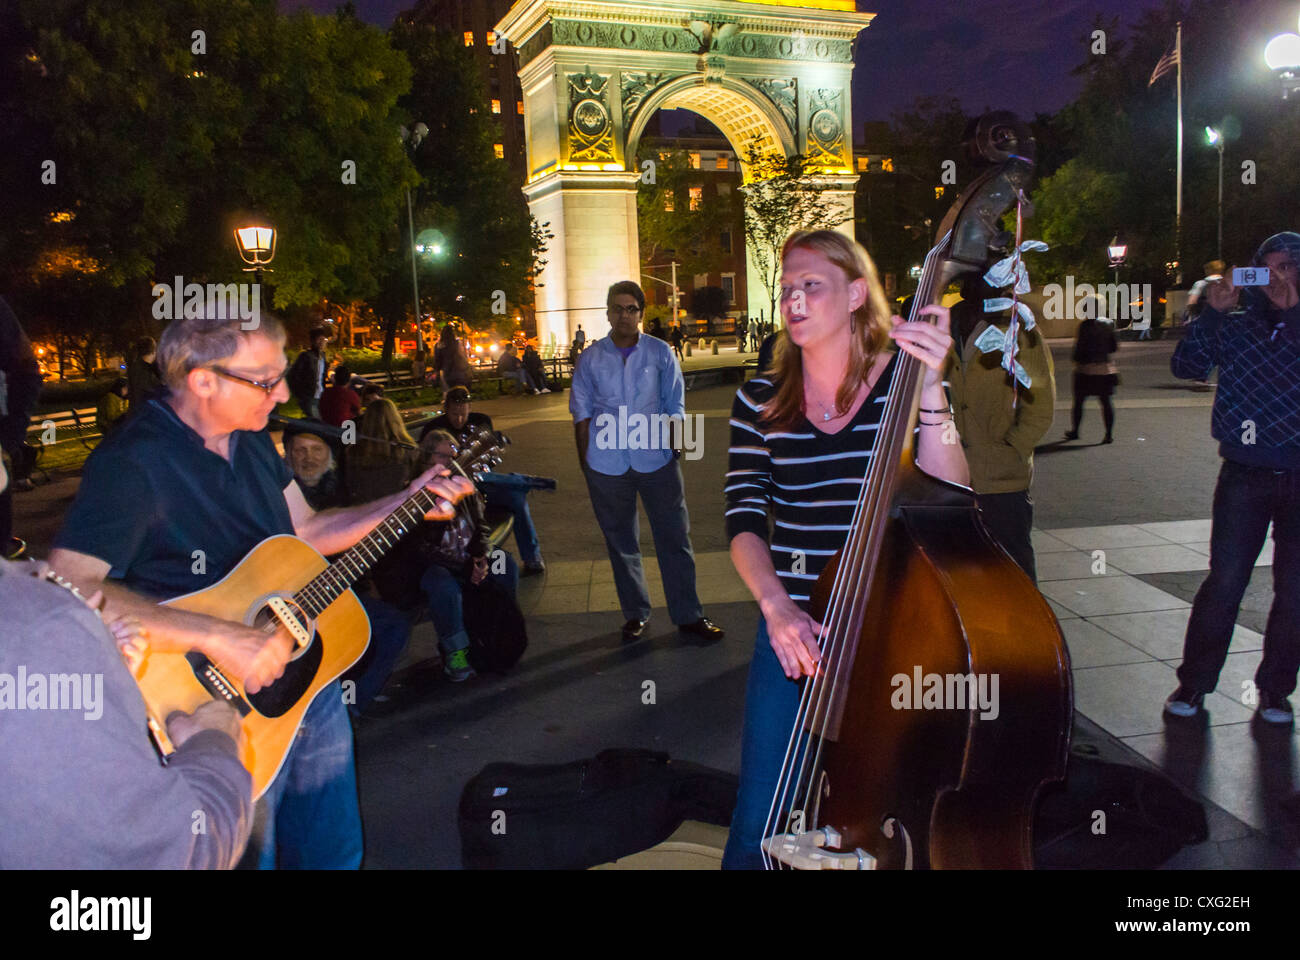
[372,429,519,682]
[281,421,411,713]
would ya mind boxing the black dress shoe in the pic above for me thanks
[621,617,649,641]
[678,618,724,642]
[1063,430,1079,441]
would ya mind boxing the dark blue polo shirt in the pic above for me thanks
[55,395,295,599]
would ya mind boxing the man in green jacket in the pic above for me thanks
[946,277,1056,582]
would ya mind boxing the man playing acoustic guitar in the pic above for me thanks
[48,311,473,869]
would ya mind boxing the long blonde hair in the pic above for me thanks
[761,230,892,432]
[353,397,416,465]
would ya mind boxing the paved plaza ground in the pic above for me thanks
[13,337,1299,869]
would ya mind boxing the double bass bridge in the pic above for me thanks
[762,827,878,870]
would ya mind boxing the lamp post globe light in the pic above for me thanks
[1265,27,1300,98]
[234,220,276,285]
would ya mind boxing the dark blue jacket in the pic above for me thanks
[1171,301,1300,470]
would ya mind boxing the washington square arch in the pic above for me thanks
[494,0,874,345]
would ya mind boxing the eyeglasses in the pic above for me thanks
[607,304,642,317]
[209,365,288,395]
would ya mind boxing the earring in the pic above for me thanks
[850,314,856,335]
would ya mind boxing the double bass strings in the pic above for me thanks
[761,235,948,867]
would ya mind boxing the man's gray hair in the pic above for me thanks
[156,313,285,389]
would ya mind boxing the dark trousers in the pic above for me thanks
[1177,460,1300,697]
[975,490,1037,582]
[583,459,703,624]
[1070,394,1114,437]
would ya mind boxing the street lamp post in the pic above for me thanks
[1107,236,1128,288]
[401,123,429,360]
[234,220,276,286]
[1265,26,1300,99]
[1205,127,1225,260]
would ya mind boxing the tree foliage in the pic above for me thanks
[635,147,737,280]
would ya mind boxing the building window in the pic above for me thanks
[716,155,729,170]
[689,185,703,211]
[881,157,894,172]
[688,152,701,169]
[494,143,504,159]
[491,99,501,114]
[516,100,524,115]
[463,31,474,47]
[487,31,497,46]
[717,182,731,196]
[857,156,868,172]
[934,185,945,199]
[694,274,708,290]
[720,230,732,254]
[721,273,735,304]
[664,193,675,213]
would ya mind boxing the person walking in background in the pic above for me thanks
[287,326,329,418]
[571,280,723,645]
[1165,231,1300,726]
[669,321,685,362]
[126,335,163,408]
[573,324,586,356]
[947,276,1056,581]
[433,323,473,395]
[0,295,42,560]
[1063,313,1118,443]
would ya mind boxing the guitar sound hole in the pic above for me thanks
[245,599,322,718]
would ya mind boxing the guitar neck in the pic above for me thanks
[295,485,446,618]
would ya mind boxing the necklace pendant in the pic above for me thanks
[823,411,831,421]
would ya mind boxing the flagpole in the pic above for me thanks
[1175,20,1184,286]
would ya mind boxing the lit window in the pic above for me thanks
[494,143,504,159]
[516,100,524,115]
[857,157,868,172]
[487,31,497,46]
[689,185,703,210]
[664,194,675,213]
[716,155,729,170]
[491,99,501,114]
[934,185,944,199]
[881,157,894,172]
[688,152,700,169]
[464,31,474,46]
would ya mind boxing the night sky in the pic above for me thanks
[282,0,1297,124]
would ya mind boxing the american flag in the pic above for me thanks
[1149,45,1180,86]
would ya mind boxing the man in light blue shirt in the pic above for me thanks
[570,281,723,643]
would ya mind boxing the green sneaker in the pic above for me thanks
[444,648,477,683]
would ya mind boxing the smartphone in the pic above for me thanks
[1232,267,1271,286]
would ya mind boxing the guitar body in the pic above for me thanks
[138,535,371,800]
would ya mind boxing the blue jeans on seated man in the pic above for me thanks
[479,474,542,567]
[342,594,413,715]
[1177,459,1300,697]
[503,368,541,393]
[238,680,363,869]
[419,554,520,655]
[723,618,808,870]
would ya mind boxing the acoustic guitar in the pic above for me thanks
[136,425,503,799]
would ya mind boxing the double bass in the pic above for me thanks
[761,113,1072,870]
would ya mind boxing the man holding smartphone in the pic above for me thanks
[1165,232,1300,725]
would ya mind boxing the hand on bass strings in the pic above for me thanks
[762,595,824,680]
[888,304,954,388]
[406,464,476,521]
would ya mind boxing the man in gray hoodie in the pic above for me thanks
[0,457,253,868]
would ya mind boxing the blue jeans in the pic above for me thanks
[342,595,412,714]
[722,619,808,870]
[480,475,542,566]
[420,556,519,654]
[503,368,540,392]
[240,682,363,869]
[1177,459,1300,696]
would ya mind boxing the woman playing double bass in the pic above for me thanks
[721,230,970,869]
